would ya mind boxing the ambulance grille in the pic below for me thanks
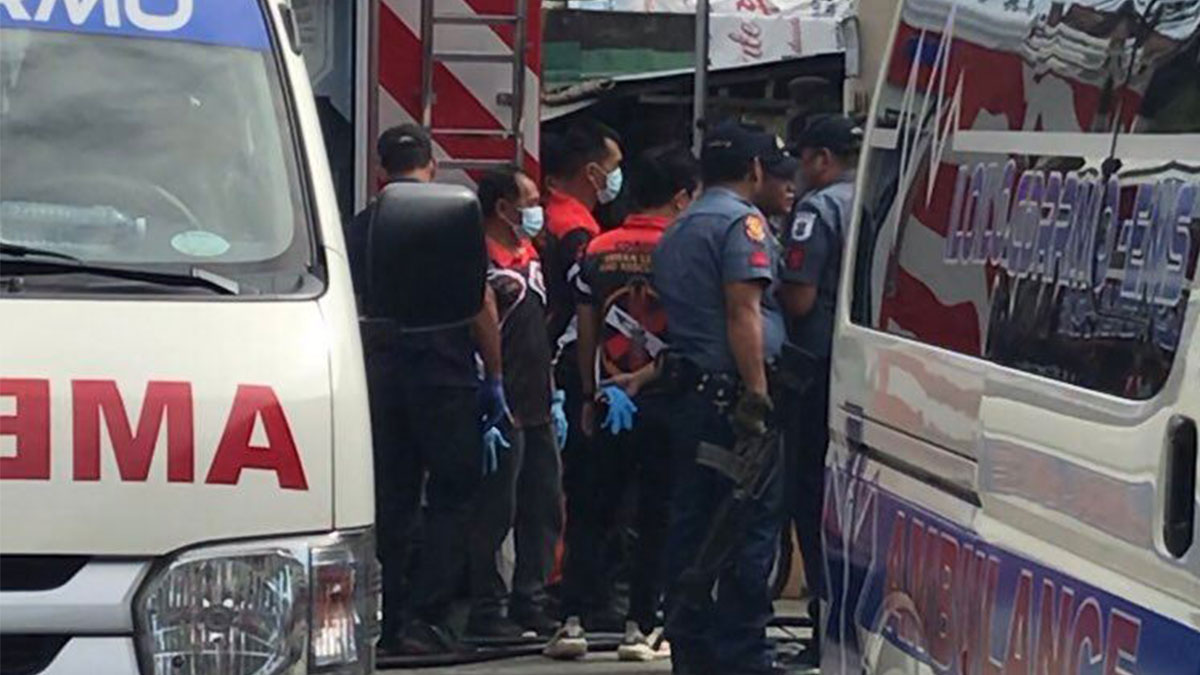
[0,635,69,675]
[0,556,89,592]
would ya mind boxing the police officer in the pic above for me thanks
[344,124,507,655]
[653,121,788,675]
[777,115,862,666]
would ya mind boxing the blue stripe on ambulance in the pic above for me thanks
[0,0,269,51]
[825,468,1200,675]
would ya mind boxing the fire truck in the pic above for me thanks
[296,0,543,210]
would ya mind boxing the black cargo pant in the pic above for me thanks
[560,394,674,631]
[664,388,783,672]
[369,356,482,638]
[782,366,830,620]
[469,422,565,618]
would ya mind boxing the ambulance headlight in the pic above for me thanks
[134,529,380,675]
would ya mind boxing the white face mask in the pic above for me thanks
[518,205,545,238]
[597,166,623,205]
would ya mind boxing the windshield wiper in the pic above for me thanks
[0,241,85,263]
[0,250,241,296]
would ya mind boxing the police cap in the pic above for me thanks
[702,120,781,166]
[763,152,799,179]
[790,114,863,156]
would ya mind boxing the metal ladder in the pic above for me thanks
[419,0,528,172]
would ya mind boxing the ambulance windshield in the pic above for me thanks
[0,27,314,293]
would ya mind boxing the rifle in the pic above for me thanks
[655,428,783,648]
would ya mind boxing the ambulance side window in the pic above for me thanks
[850,1,1200,400]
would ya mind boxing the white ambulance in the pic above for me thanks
[0,1,483,673]
[827,0,1199,673]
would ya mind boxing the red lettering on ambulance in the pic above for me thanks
[957,547,1002,675]
[930,531,959,670]
[206,385,307,490]
[884,511,909,637]
[0,379,51,480]
[907,518,929,650]
[1002,571,1035,675]
[1069,599,1103,675]
[1035,581,1075,675]
[978,555,1002,675]
[1104,610,1140,675]
[735,0,777,15]
[72,380,194,482]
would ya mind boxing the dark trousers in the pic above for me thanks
[369,360,482,637]
[469,423,565,616]
[782,368,830,612]
[664,390,783,672]
[559,395,674,631]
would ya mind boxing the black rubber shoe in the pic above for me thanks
[511,606,561,636]
[465,613,528,640]
[395,619,467,656]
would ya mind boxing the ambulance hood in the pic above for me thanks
[0,299,337,555]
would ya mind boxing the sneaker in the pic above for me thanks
[464,613,528,641]
[510,605,561,637]
[617,621,671,662]
[543,615,588,660]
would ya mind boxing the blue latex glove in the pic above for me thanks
[600,385,638,435]
[478,376,511,431]
[551,389,569,450]
[482,426,511,475]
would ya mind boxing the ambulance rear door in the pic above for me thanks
[826,0,1200,673]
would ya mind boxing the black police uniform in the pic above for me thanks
[345,180,484,641]
[653,148,787,672]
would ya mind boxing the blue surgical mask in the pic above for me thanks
[598,166,623,205]
[519,205,545,238]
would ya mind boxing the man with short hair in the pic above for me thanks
[344,124,506,655]
[539,120,627,637]
[542,120,625,345]
[467,167,566,639]
[777,115,862,670]
[546,146,701,661]
[653,121,787,675]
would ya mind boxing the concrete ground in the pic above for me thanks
[380,653,672,674]
[381,602,812,674]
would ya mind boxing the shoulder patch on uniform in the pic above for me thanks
[791,211,816,242]
[749,251,771,268]
[744,215,767,243]
[786,247,805,270]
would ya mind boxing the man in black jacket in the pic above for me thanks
[344,124,506,655]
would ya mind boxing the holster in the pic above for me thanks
[657,351,700,396]
[774,343,821,397]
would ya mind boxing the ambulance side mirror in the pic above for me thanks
[366,182,486,329]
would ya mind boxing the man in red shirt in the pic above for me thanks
[538,120,626,646]
[468,167,566,640]
[546,146,699,661]
[542,120,625,346]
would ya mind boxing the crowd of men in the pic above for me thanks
[344,113,862,675]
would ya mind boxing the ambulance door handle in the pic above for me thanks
[1163,415,1197,559]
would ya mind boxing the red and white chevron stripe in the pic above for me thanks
[378,0,542,186]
